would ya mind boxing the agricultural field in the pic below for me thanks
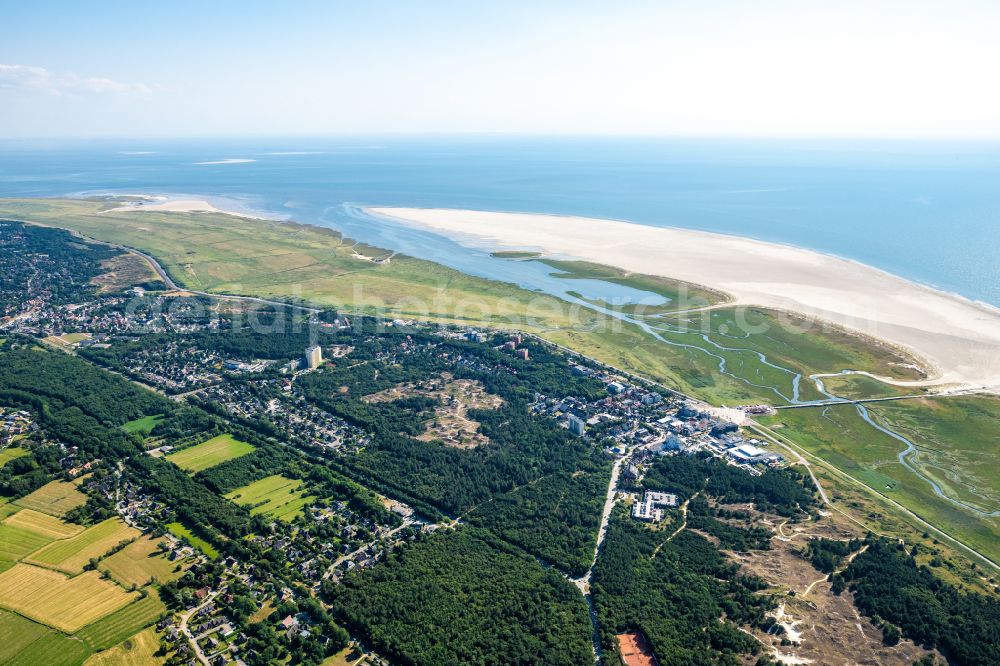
[43,332,92,351]
[225,474,316,521]
[165,521,220,558]
[4,508,85,539]
[74,590,167,652]
[0,522,57,563]
[0,609,51,663]
[121,414,164,436]
[165,433,255,473]
[14,479,87,516]
[0,609,92,666]
[100,535,185,588]
[758,399,1000,566]
[0,446,28,468]
[0,563,137,632]
[0,501,18,521]
[84,627,164,666]
[26,517,140,574]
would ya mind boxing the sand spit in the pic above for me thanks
[101,195,273,220]
[367,207,1000,390]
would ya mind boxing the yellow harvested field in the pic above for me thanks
[26,517,140,574]
[84,627,165,666]
[0,563,137,633]
[14,480,87,517]
[2,509,84,540]
[101,536,184,588]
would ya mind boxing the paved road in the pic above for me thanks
[179,590,220,666]
[572,456,624,663]
[774,387,988,410]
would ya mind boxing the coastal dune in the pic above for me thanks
[367,207,1000,391]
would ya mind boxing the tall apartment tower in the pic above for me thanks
[305,345,323,369]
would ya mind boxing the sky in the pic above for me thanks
[2,0,999,139]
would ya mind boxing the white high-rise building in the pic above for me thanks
[305,345,323,369]
[567,413,585,437]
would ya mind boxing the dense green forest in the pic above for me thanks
[324,527,594,666]
[592,512,769,665]
[84,325,325,367]
[804,536,862,574]
[464,463,611,576]
[0,220,122,316]
[837,538,1000,665]
[0,343,172,430]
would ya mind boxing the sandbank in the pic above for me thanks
[102,195,273,220]
[366,207,1000,390]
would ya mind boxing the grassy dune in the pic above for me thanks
[541,258,728,312]
[0,196,905,405]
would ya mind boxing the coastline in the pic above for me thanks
[365,206,1000,391]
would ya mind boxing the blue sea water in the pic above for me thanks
[1,136,998,306]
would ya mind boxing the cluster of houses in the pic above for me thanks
[0,408,32,445]
[198,378,370,455]
[4,290,227,341]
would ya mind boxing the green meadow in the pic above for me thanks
[165,521,219,559]
[225,474,315,521]
[165,433,254,473]
[759,395,1000,566]
[0,447,28,469]
[120,414,164,436]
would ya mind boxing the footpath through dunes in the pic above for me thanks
[366,207,1000,391]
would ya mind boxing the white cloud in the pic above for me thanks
[0,63,153,97]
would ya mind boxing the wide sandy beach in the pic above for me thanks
[367,207,1000,390]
